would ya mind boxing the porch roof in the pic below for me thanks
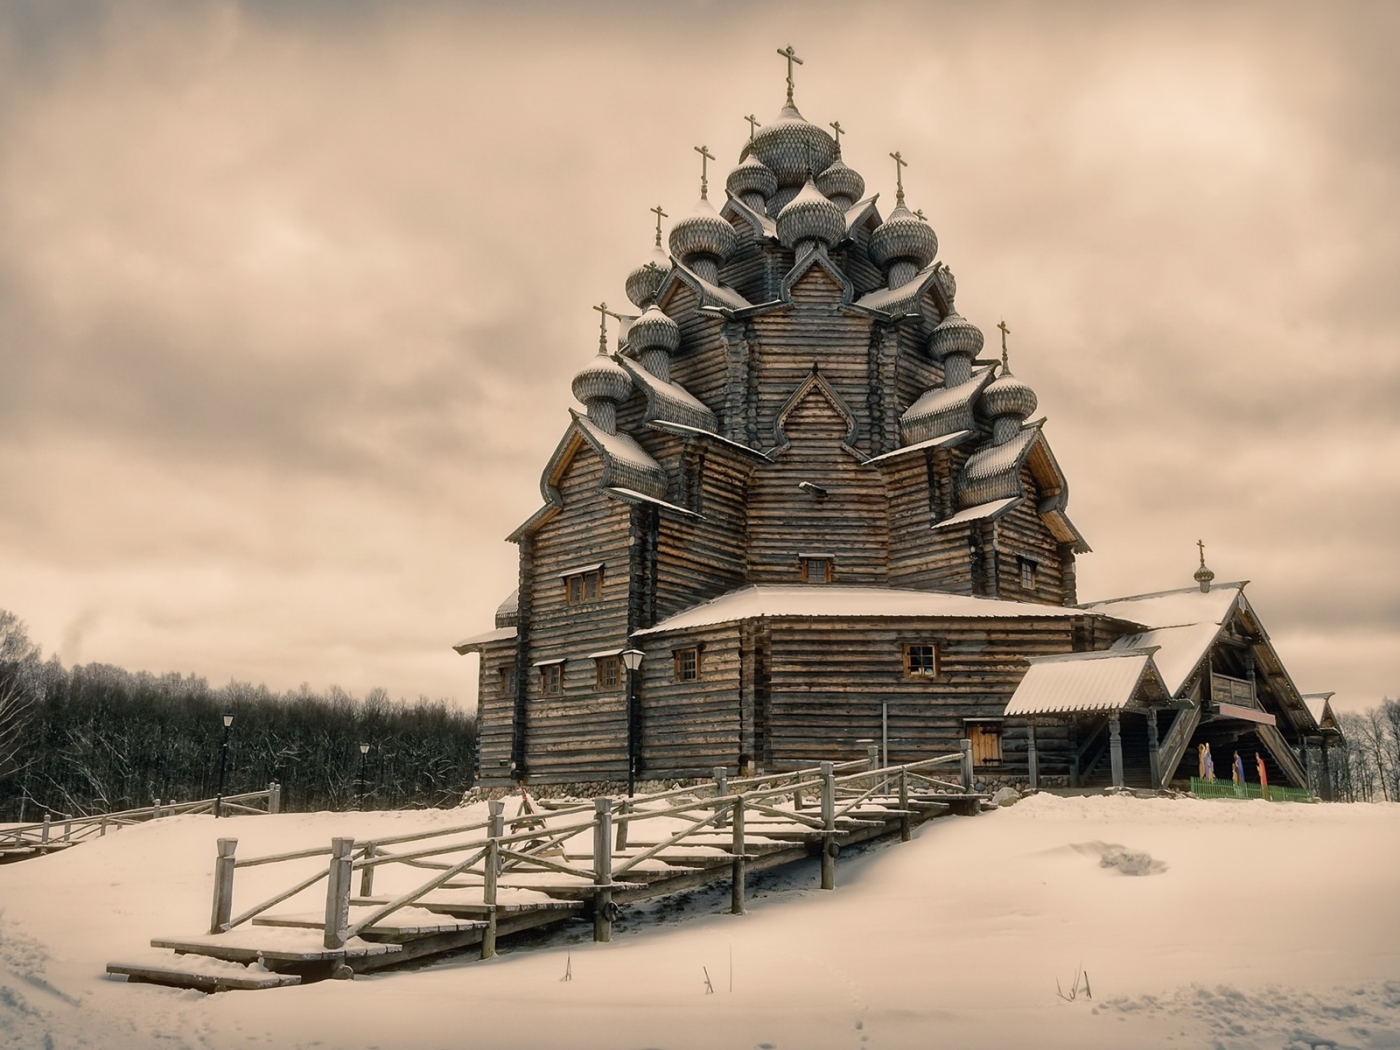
[1003,649,1160,717]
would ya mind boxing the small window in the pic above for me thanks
[540,663,563,695]
[800,555,833,584]
[1018,556,1038,591]
[966,721,1003,767]
[673,647,701,682]
[498,665,514,693]
[903,643,939,678]
[563,568,604,604]
[595,655,621,690]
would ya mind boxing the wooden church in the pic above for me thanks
[455,52,1341,796]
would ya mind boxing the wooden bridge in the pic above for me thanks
[1,786,281,864]
[107,747,984,992]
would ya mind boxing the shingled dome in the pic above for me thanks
[625,245,669,310]
[668,197,739,267]
[980,369,1038,423]
[869,202,938,273]
[626,305,681,355]
[572,349,633,407]
[743,101,837,187]
[929,314,984,361]
[726,154,779,205]
[815,155,865,206]
[776,177,845,250]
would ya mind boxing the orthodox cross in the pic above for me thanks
[744,114,761,142]
[997,318,1011,370]
[650,204,668,247]
[829,120,844,153]
[1197,538,1207,568]
[777,45,803,103]
[914,208,926,221]
[889,150,907,204]
[593,301,624,353]
[694,144,716,199]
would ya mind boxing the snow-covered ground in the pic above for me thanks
[2,794,1397,1050]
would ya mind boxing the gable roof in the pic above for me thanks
[851,262,953,318]
[1082,583,1246,629]
[1110,621,1224,697]
[901,368,994,444]
[618,358,718,433]
[1004,648,1167,717]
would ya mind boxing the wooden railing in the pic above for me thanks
[1,784,282,857]
[205,749,975,959]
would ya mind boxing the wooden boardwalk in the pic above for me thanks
[107,749,984,991]
[1,787,281,864]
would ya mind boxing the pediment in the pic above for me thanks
[769,368,861,459]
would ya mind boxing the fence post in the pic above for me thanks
[592,798,614,943]
[99,817,108,838]
[713,766,729,829]
[960,739,974,792]
[731,795,746,915]
[615,799,630,852]
[63,820,72,843]
[359,843,377,899]
[866,744,880,771]
[482,837,500,960]
[153,798,162,820]
[899,768,911,843]
[820,762,836,891]
[210,838,238,934]
[323,837,355,950]
[40,814,50,844]
[268,782,281,815]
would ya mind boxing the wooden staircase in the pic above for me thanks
[107,752,985,991]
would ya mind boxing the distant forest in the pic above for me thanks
[0,609,477,823]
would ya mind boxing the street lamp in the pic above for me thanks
[357,743,371,811]
[621,648,645,797]
[215,712,234,818]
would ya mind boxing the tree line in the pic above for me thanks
[1334,701,1400,803]
[0,609,477,822]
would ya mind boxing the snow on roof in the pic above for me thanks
[1110,622,1221,697]
[496,589,519,618]
[852,264,939,314]
[635,584,1087,636]
[901,370,993,445]
[620,358,718,433]
[572,413,669,499]
[862,430,972,465]
[1003,650,1157,716]
[670,261,751,311]
[452,627,516,654]
[931,496,1021,531]
[1082,583,1246,630]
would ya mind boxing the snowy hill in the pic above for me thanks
[1,794,1397,1050]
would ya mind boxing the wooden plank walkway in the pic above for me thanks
[106,750,985,991]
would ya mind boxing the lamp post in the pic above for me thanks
[215,712,234,818]
[621,648,645,797]
[357,743,371,811]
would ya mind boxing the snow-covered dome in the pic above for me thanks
[726,154,779,208]
[776,177,845,251]
[572,349,633,408]
[869,201,938,274]
[744,101,837,188]
[627,305,681,355]
[816,156,864,208]
[625,244,670,310]
[668,197,739,272]
[980,369,1038,425]
[928,314,984,362]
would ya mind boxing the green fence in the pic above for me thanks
[1190,777,1314,803]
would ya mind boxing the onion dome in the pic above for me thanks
[868,201,938,278]
[727,154,778,210]
[981,369,1038,422]
[776,176,844,251]
[627,304,681,356]
[744,101,837,188]
[816,156,864,208]
[625,246,669,310]
[669,197,738,283]
[572,347,633,435]
[1194,542,1215,593]
[929,314,983,387]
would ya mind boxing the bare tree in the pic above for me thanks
[0,682,33,780]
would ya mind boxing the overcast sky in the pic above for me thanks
[0,1,1396,713]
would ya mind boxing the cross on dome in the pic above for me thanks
[592,301,624,353]
[776,45,803,104]
[997,319,1011,371]
[829,120,845,150]
[889,150,908,204]
[650,204,668,247]
[744,114,761,141]
[694,144,716,199]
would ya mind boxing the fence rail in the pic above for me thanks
[1190,777,1314,803]
[0,784,282,858]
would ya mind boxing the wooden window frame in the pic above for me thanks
[595,655,622,691]
[539,663,563,696]
[497,665,515,694]
[563,567,604,605]
[673,647,701,682]
[903,642,940,679]
[1018,556,1038,591]
[799,555,833,584]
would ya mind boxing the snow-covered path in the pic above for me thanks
[2,794,1397,1050]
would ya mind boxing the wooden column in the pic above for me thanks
[209,838,237,934]
[323,837,354,950]
[1320,740,1334,802]
[482,836,500,960]
[820,762,836,891]
[1026,719,1039,791]
[592,798,614,943]
[960,739,974,792]
[1109,715,1124,790]
[866,744,880,771]
[898,768,911,843]
[730,796,746,915]
[1069,722,1080,788]
[1146,709,1162,790]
